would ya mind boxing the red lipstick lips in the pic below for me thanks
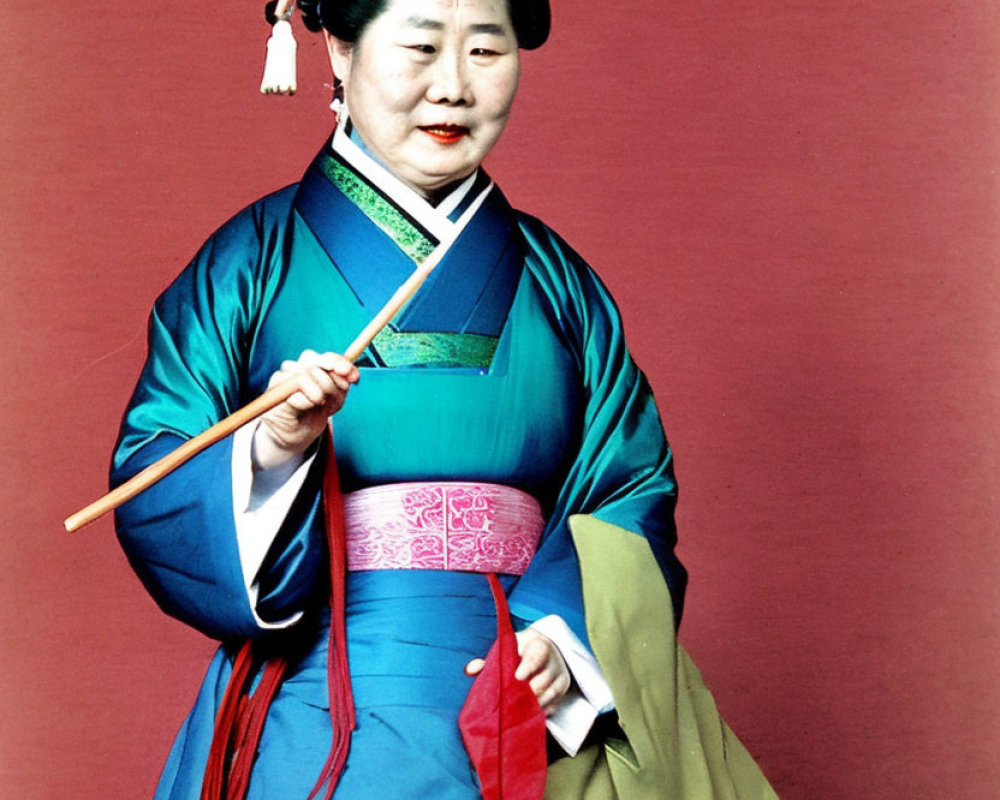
[419,124,469,144]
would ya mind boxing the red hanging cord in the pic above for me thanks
[200,431,355,800]
[226,657,289,800]
[306,433,356,800]
[200,639,258,800]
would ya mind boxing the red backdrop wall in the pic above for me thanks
[3,1,998,797]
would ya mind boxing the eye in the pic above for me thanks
[470,48,499,57]
[406,44,436,55]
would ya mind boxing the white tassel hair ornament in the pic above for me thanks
[261,0,298,95]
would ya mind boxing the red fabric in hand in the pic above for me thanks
[459,573,547,800]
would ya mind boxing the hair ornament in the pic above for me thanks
[261,0,298,95]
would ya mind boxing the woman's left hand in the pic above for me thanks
[465,630,571,715]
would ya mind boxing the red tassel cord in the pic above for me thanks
[200,639,253,800]
[199,640,289,800]
[226,657,289,800]
[200,431,355,800]
[459,573,548,800]
[306,433,356,800]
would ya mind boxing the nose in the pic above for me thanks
[427,51,470,106]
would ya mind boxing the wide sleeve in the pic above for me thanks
[110,194,328,641]
[508,216,687,647]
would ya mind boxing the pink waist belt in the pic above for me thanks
[343,482,545,575]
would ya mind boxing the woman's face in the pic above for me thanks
[327,0,521,198]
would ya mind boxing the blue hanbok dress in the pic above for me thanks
[111,125,686,800]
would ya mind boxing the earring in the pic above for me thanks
[330,78,345,119]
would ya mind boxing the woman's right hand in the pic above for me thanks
[252,350,359,471]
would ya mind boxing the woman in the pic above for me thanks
[112,1,778,798]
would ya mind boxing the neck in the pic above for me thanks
[343,116,473,206]
[422,178,469,206]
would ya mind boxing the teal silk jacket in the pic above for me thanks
[110,147,687,798]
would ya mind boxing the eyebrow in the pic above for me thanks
[404,16,444,30]
[469,23,506,35]
[403,16,508,36]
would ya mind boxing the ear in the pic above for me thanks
[323,30,353,83]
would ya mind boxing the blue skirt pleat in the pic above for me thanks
[155,570,509,800]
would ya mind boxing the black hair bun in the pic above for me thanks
[290,0,549,49]
[296,0,326,32]
[295,0,386,41]
[510,0,550,50]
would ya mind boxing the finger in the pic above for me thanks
[317,375,351,413]
[329,373,351,393]
[529,656,569,690]
[266,359,303,390]
[267,368,291,389]
[536,676,571,713]
[514,638,549,681]
[295,376,330,406]
[535,669,571,709]
[285,353,344,381]
[514,628,545,656]
[464,658,486,676]
[304,365,340,396]
[316,352,360,381]
[285,390,320,412]
[537,686,558,711]
[529,670,553,697]
[301,365,351,406]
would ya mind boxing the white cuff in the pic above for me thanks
[529,614,615,756]
[231,422,318,629]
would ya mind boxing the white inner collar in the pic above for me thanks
[331,113,480,243]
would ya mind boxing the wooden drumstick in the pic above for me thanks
[64,185,493,532]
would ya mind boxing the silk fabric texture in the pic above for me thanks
[112,136,690,798]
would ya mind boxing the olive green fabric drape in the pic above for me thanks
[545,515,779,800]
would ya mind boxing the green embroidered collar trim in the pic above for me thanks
[316,153,437,264]
[361,328,498,369]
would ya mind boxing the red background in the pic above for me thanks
[3,1,998,797]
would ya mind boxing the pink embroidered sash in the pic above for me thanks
[343,482,545,575]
